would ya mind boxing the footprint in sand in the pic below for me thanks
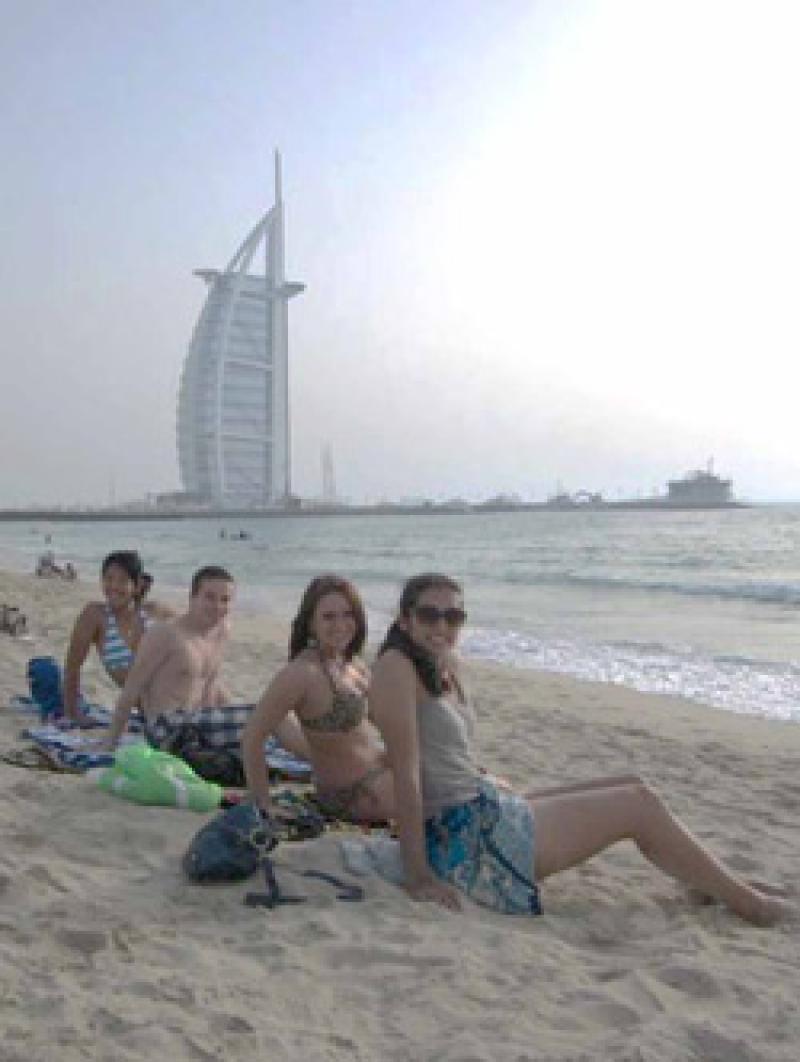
[654,964,722,1000]
[688,1024,759,1062]
[128,979,197,1006]
[55,927,108,956]
[26,863,71,893]
[89,1006,140,1037]
[7,830,45,851]
[325,945,454,970]
[585,1000,642,1029]
[208,1013,256,1036]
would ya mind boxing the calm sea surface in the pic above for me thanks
[2,508,799,723]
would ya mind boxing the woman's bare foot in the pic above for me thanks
[744,892,795,927]
[687,879,791,907]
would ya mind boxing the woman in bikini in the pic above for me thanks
[368,572,792,925]
[63,550,174,725]
[242,574,393,824]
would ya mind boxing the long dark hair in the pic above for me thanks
[289,574,367,661]
[101,551,143,584]
[378,573,463,696]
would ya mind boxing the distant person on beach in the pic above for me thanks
[368,572,792,925]
[101,566,308,761]
[63,551,174,726]
[242,575,393,824]
[36,549,77,579]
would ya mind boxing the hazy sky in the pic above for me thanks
[2,0,799,506]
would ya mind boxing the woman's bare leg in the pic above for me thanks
[523,774,643,800]
[530,782,791,925]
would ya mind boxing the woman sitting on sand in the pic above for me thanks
[367,572,792,925]
[242,574,393,824]
[63,550,173,726]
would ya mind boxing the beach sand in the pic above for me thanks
[0,568,797,1061]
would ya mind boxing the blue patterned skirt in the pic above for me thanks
[425,780,542,916]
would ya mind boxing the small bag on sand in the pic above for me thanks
[182,803,278,883]
[26,656,64,719]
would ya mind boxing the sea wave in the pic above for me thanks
[490,570,800,606]
[461,627,800,722]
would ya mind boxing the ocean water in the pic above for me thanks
[2,507,799,723]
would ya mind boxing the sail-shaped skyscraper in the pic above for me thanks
[177,152,304,507]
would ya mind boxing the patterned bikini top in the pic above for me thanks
[302,658,367,734]
[101,605,152,673]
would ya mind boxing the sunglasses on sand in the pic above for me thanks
[413,605,467,628]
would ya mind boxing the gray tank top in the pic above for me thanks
[416,692,482,818]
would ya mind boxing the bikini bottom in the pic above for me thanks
[314,764,389,822]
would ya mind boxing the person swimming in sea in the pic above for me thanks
[242,574,394,824]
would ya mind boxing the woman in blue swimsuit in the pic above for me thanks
[63,550,173,725]
[242,574,393,824]
[368,573,792,925]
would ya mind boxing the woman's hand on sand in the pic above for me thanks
[406,875,462,910]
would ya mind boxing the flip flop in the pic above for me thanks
[0,746,79,773]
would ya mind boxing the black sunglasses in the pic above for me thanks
[413,605,467,628]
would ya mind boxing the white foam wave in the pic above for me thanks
[461,627,800,723]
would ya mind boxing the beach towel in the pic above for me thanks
[264,737,313,781]
[20,724,141,771]
[11,695,112,729]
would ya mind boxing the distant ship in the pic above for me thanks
[614,462,747,509]
[545,463,746,510]
[665,467,734,506]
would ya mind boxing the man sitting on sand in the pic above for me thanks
[102,565,308,760]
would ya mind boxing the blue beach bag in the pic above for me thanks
[182,803,279,883]
[26,656,64,720]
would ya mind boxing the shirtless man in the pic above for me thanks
[103,566,307,759]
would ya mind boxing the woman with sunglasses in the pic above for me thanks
[368,572,791,924]
[242,574,394,824]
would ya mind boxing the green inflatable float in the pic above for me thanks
[96,744,222,812]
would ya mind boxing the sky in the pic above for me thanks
[2,0,799,506]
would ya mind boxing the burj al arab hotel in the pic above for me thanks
[176,152,304,507]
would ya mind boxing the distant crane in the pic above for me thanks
[321,444,337,504]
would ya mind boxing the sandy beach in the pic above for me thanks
[0,567,798,1062]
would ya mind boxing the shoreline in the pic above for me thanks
[0,501,755,523]
[1,564,798,730]
[1,566,799,1059]
[1,566,797,783]
[4,513,800,728]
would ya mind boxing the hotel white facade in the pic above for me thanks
[177,152,304,506]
